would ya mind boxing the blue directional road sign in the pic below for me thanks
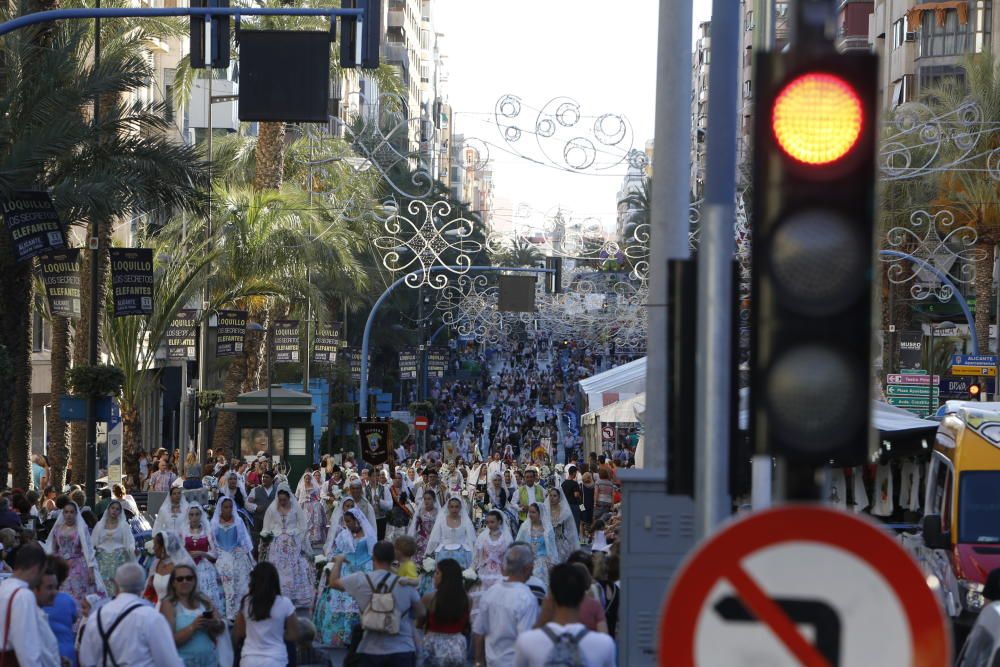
[951,354,999,367]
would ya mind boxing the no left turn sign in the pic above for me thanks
[658,506,950,667]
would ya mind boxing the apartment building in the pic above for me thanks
[869,0,994,111]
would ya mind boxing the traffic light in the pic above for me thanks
[190,0,230,69]
[750,49,878,467]
[339,0,381,69]
[545,257,563,294]
[970,382,982,400]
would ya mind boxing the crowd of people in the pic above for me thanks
[0,334,629,666]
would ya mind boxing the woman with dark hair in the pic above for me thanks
[159,563,224,666]
[419,558,469,667]
[233,562,301,667]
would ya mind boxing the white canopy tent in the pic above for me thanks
[577,356,646,413]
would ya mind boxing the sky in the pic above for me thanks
[435,0,714,234]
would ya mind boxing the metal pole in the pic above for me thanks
[994,246,999,399]
[694,0,740,538]
[753,0,775,50]
[304,128,314,393]
[266,325,273,456]
[928,325,935,418]
[197,72,213,466]
[646,0,693,474]
[85,0,101,506]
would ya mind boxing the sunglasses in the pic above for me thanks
[174,575,195,583]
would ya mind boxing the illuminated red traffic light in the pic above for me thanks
[772,72,864,166]
[971,383,981,399]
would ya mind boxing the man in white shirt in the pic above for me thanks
[473,544,539,667]
[0,543,55,666]
[79,562,184,667]
[513,563,616,667]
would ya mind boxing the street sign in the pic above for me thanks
[886,385,939,397]
[951,354,998,367]
[941,377,997,394]
[414,416,429,431]
[949,365,998,377]
[659,506,950,667]
[887,396,938,409]
[602,425,615,442]
[886,374,940,385]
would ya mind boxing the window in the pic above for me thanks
[288,428,307,456]
[919,64,966,93]
[918,2,989,57]
[745,10,754,29]
[240,428,285,459]
[775,2,788,17]
[892,17,909,48]
[743,79,752,99]
[958,471,1000,543]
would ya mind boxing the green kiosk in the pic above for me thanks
[216,386,316,483]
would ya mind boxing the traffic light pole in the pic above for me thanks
[693,0,740,538]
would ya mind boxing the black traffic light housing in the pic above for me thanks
[970,381,983,400]
[339,0,381,69]
[750,50,878,469]
[190,0,230,69]
[544,257,563,294]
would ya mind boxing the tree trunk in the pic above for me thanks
[46,316,70,490]
[212,314,266,458]
[121,403,141,488]
[253,122,286,191]
[974,239,994,353]
[0,243,33,491]
[69,219,110,485]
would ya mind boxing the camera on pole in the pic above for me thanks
[750,42,878,467]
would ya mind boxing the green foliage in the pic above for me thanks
[330,402,358,422]
[390,419,408,445]
[67,364,124,397]
[408,401,434,418]
[197,390,224,419]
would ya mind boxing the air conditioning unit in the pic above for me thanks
[905,31,916,42]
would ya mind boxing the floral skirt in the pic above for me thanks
[195,558,225,617]
[266,536,316,610]
[216,547,254,623]
[62,555,102,613]
[95,549,130,594]
[313,587,359,648]
[303,500,327,547]
[532,556,553,587]
[421,632,466,667]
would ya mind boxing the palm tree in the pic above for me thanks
[923,54,1000,349]
[103,236,216,483]
[497,236,544,268]
[0,17,208,489]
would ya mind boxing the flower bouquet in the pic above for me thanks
[462,567,480,591]
[144,540,155,555]
[422,557,437,574]
[259,530,274,544]
[315,554,328,566]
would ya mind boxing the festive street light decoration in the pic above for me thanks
[372,198,483,289]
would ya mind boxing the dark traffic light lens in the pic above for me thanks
[765,345,866,454]
[770,210,868,317]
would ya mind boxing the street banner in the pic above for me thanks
[38,249,81,319]
[399,348,418,380]
[165,309,197,361]
[313,322,342,364]
[109,247,154,316]
[346,347,365,382]
[358,420,390,465]
[216,310,248,357]
[1,191,66,262]
[107,403,122,486]
[273,320,300,363]
[898,331,923,369]
[427,346,449,378]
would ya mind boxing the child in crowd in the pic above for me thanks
[394,535,420,582]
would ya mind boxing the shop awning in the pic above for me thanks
[582,393,645,425]
[578,356,646,412]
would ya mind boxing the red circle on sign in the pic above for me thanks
[414,417,429,431]
[658,505,950,667]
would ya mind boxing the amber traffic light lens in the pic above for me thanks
[772,72,863,166]
[971,384,981,396]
